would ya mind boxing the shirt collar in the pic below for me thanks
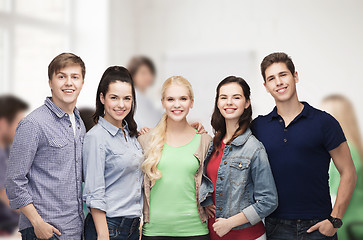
[98,116,129,137]
[230,128,252,147]
[44,97,80,119]
[267,101,312,122]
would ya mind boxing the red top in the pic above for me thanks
[206,142,265,240]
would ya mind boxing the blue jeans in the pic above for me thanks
[20,227,59,240]
[266,217,338,240]
[84,213,140,240]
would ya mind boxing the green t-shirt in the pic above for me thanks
[143,133,208,237]
[329,143,363,240]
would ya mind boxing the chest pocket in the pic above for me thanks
[45,137,70,165]
[48,137,69,148]
[229,159,250,185]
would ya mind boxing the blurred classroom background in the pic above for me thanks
[1,0,363,239]
[0,0,362,133]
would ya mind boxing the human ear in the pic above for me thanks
[263,82,270,93]
[294,72,299,83]
[100,93,105,105]
[245,99,251,109]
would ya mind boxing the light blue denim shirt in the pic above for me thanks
[199,128,278,230]
[83,117,143,218]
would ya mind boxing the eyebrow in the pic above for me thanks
[57,72,81,76]
[219,94,242,97]
[267,71,289,79]
[109,93,132,97]
[166,95,189,98]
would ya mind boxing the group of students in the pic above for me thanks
[3,52,357,240]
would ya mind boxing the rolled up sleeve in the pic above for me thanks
[82,133,107,212]
[5,120,40,209]
[245,148,278,224]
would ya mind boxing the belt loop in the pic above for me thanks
[120,216,126,229]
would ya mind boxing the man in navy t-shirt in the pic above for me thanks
[251,52,356,239]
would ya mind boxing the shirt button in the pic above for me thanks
[229,146,232,151]
[279,119,283,123]
[283,138,288,143]
[219,207,222,211]
[219,193,223,196]
[284,128,288,132]
[65,114,68,116]
[69,125,72,128]
[224,161,227,165]
[220,177,223,181]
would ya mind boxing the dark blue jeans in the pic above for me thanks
[84,213,140,240]
[20,227,59,240]
[266,217,338,240]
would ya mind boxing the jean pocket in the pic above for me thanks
[316,230,337,239]
[36,235,59,240]
[265,219,279,237]
[107,219,120,239]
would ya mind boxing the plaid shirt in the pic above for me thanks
[5,97,85,240]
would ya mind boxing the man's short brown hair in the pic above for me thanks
[48,53,85,80]
[0,95,28,123]
[260,52,295,82]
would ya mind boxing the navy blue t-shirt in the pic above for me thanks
[251,102,346,220]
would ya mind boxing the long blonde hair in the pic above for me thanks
[321,95,363,161]
[141,76,194,182]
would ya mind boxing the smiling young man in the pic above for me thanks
[5,53,86,240]
[251,52,356,239]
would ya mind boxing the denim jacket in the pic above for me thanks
[199,128,278,230]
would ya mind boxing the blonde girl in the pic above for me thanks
[138,76,211,240]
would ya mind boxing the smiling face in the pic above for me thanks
[100,81,132,128]
[49,64,84,113]
[264,62,299,103]
[162,84,194,122]
[217,82,250,123]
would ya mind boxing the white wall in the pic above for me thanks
[73,0,109,108]
[2,0,362,134]
[114,0,363,133]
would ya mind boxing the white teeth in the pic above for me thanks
[225,109,236,114]
[277,87,287,93]
[173,110,182,114]
[63,90,74,93]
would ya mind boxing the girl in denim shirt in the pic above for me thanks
[83,66,143,240]
[199,76,278,240]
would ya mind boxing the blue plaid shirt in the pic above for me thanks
[5,97,86,240]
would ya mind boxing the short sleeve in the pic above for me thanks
[322,112,346,151]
